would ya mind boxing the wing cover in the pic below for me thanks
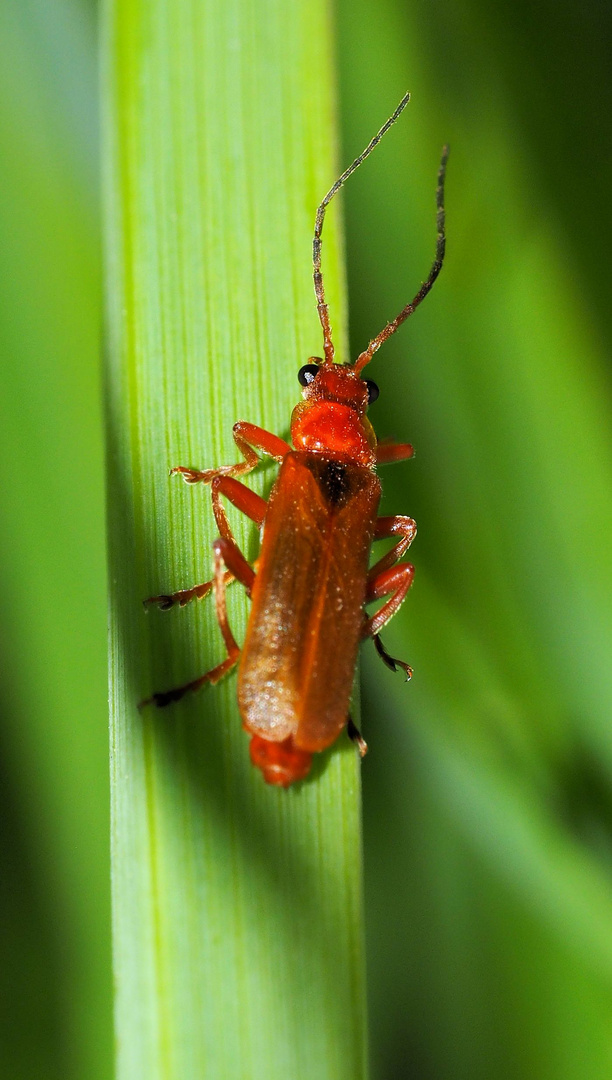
[238,451,381,751]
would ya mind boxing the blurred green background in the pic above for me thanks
[2,0,612,1078]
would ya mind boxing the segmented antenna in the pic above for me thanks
[354,144,448,372]
[313,92,411,366]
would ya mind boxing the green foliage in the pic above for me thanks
[3,0,612,1078]
[338,1,612,1076]
[0,2,110,1079]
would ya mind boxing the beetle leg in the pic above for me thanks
[210,475,266,541]
[171,422,291,485]
[376,438,414,465]
[144,476,266,611]
[362,562,415,673]
[369,514,417,579]
[140,537,252,709]
[144,571,231,612]
[372,633,413,681]
[363,516,416,679]
[347,715,368,758]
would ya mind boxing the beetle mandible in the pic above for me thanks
[142,93,448,786]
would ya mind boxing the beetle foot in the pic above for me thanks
[373,634,413,681]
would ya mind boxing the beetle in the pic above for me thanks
[141,93,448,786]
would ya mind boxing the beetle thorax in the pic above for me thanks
[290,364,377,466]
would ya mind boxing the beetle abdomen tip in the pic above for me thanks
[249,734,312,787]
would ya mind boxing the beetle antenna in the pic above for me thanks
[313,92,411,366]
[354,144,448,373]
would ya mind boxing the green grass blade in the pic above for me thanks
[0,3,111,1078]
[102,1,368,1077]
[336,2,612,1077]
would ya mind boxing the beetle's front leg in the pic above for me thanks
[376,438,414,465]
[171,422,291,485]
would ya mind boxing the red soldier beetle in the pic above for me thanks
[141,93,448,787]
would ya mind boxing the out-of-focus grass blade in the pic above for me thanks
[0,2,110,1079]
[102,1,368,1077]
[337,1,612,1077]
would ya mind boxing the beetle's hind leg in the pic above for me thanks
[347,715,368,758]
[140,537,254,709]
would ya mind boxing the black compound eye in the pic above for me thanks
[298,363,320,386]
[364,379,379,404]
